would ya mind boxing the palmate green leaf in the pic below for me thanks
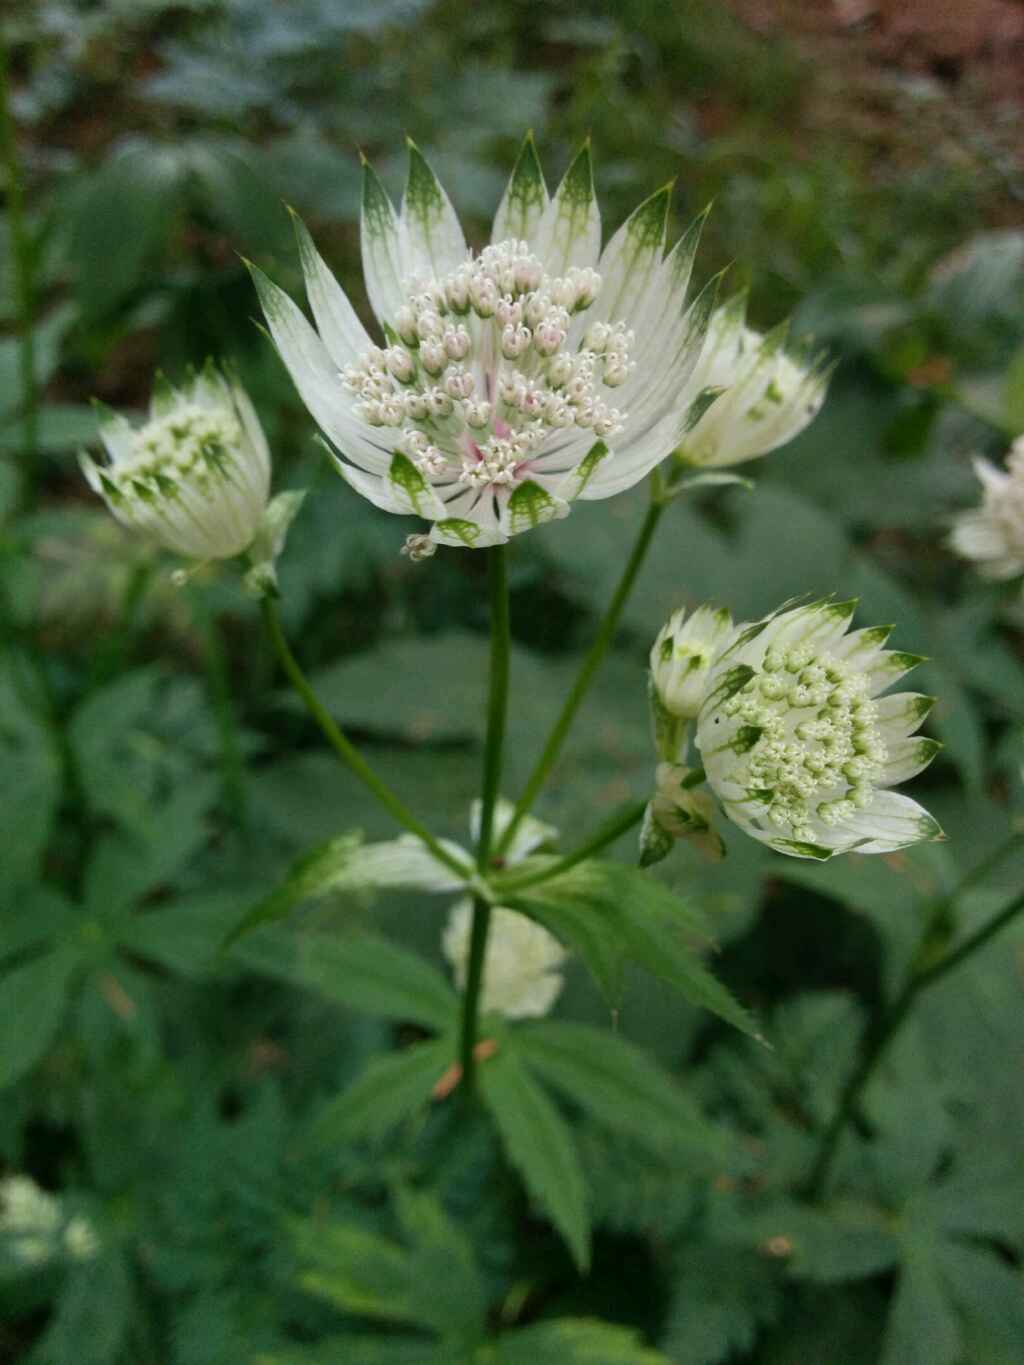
[293,1188,485,1346]
[0,946,81,1089]
[310,1037,453,1149]
[880,1240,962,1365]
[0,649,61,888]
[661,1244,783,1365]
[514,1020,726,1169]
[117,890,257,976]
[257,1340,452,1365]
[479,1044,590,1272]
[34,1248,134,1365]
[739,1200,900,1284]
[234,926,458,1031]
[938,1242,1024,1364]
[496,1318,668,1364]
[510,861,758,1037]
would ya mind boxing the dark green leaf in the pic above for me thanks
[0,947,80,1089]
[310,1037,453,1148]
[497,1317,668,1363]
[480,1043,590,1271]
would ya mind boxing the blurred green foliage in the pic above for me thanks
[2,0,1024,1361]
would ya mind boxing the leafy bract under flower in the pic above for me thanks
[251,136,718,549]
[80,363,271,561]
[695,600,944,859]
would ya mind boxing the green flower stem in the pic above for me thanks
[805,843,1024,1199]
[494,798,648,897]
[0,33,38,484]
[261,596,470,881]
[497,479,666,857]
[460,546,511,1091]
[193,594,247,831]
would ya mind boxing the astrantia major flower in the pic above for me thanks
[650,604,733,727]
[80,363,271,562]
[250,135,717,551]
[675,292,829,470]
[950,436,1024,582]
[695,599,944,860]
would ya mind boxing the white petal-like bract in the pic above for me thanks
[695,600,943,859]
[442,900,567,1019]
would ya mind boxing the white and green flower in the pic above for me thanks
[695,599,944,859]
[950,435,1024,582]
[441,799,566,1019]
[250,135,719,551]
[80,363,272,562]
[675,292,830,470]
[0,1175,98,1267]
[650,604,733,727]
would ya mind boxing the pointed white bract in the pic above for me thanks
[950,436,1024,582]
[675,294,829,469]
[80,364,272,562]
[694,600,944,860]
[253,136,718,549]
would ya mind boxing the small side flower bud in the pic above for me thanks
[641,763,724,866]
[244,489,307,598]
[80,363,272,565]
[650,604,733,735]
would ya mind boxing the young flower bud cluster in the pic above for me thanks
[695,599,944,859]
[340,237,628,496]
[650,604,733,726]
[80,365,272,563]
[949,435,1024,583]
[640,763,724,867]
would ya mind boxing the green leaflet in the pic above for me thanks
[509,860,759,1037]
[309,1036,454,1148]
[480,1042,590,1272]
[496,1318,668,1364]
[0,946,81,1089]
[514,1020,727,1169]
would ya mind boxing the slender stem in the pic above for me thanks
[497,490,665,857]
[460,546,511,1091]
[194,595,247,830]
[476,545,510,871]
[0,32,38,482]
[804,861,1024,1200]
[495,798,648,896]
[261,596,470,881]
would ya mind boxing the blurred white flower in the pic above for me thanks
[0,1175,98,1267]
[675,293,829,469]
[950,436,1024,581]
[650,604,733,726]
[80,363,272,562]
[443,901,567,1019]
[695,599,944,859]
[251,135,719,550]
[441,797,566,1019]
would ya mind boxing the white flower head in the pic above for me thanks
[80,362,272,562]
[0,1175,99,1267]
[950,436,1024,582]
[442,796,566,1019]
[650,603,733,723]
[695,599,944,860]
[675,292,830,470]
[250,135,719,550]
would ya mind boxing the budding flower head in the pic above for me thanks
[676,293,830,470]
[695,599,944,860]
[80,363,271,563]
[650,604,733,724]
[949,436,1024,583]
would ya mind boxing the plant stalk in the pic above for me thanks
[261,596,470,881]
[0,32,38,482]
[497,483,666,857]
[805,861,1024,1199]
[460,546,511,1090]
[495,798,648,896]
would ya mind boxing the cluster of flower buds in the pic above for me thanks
[339,238,627,490]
